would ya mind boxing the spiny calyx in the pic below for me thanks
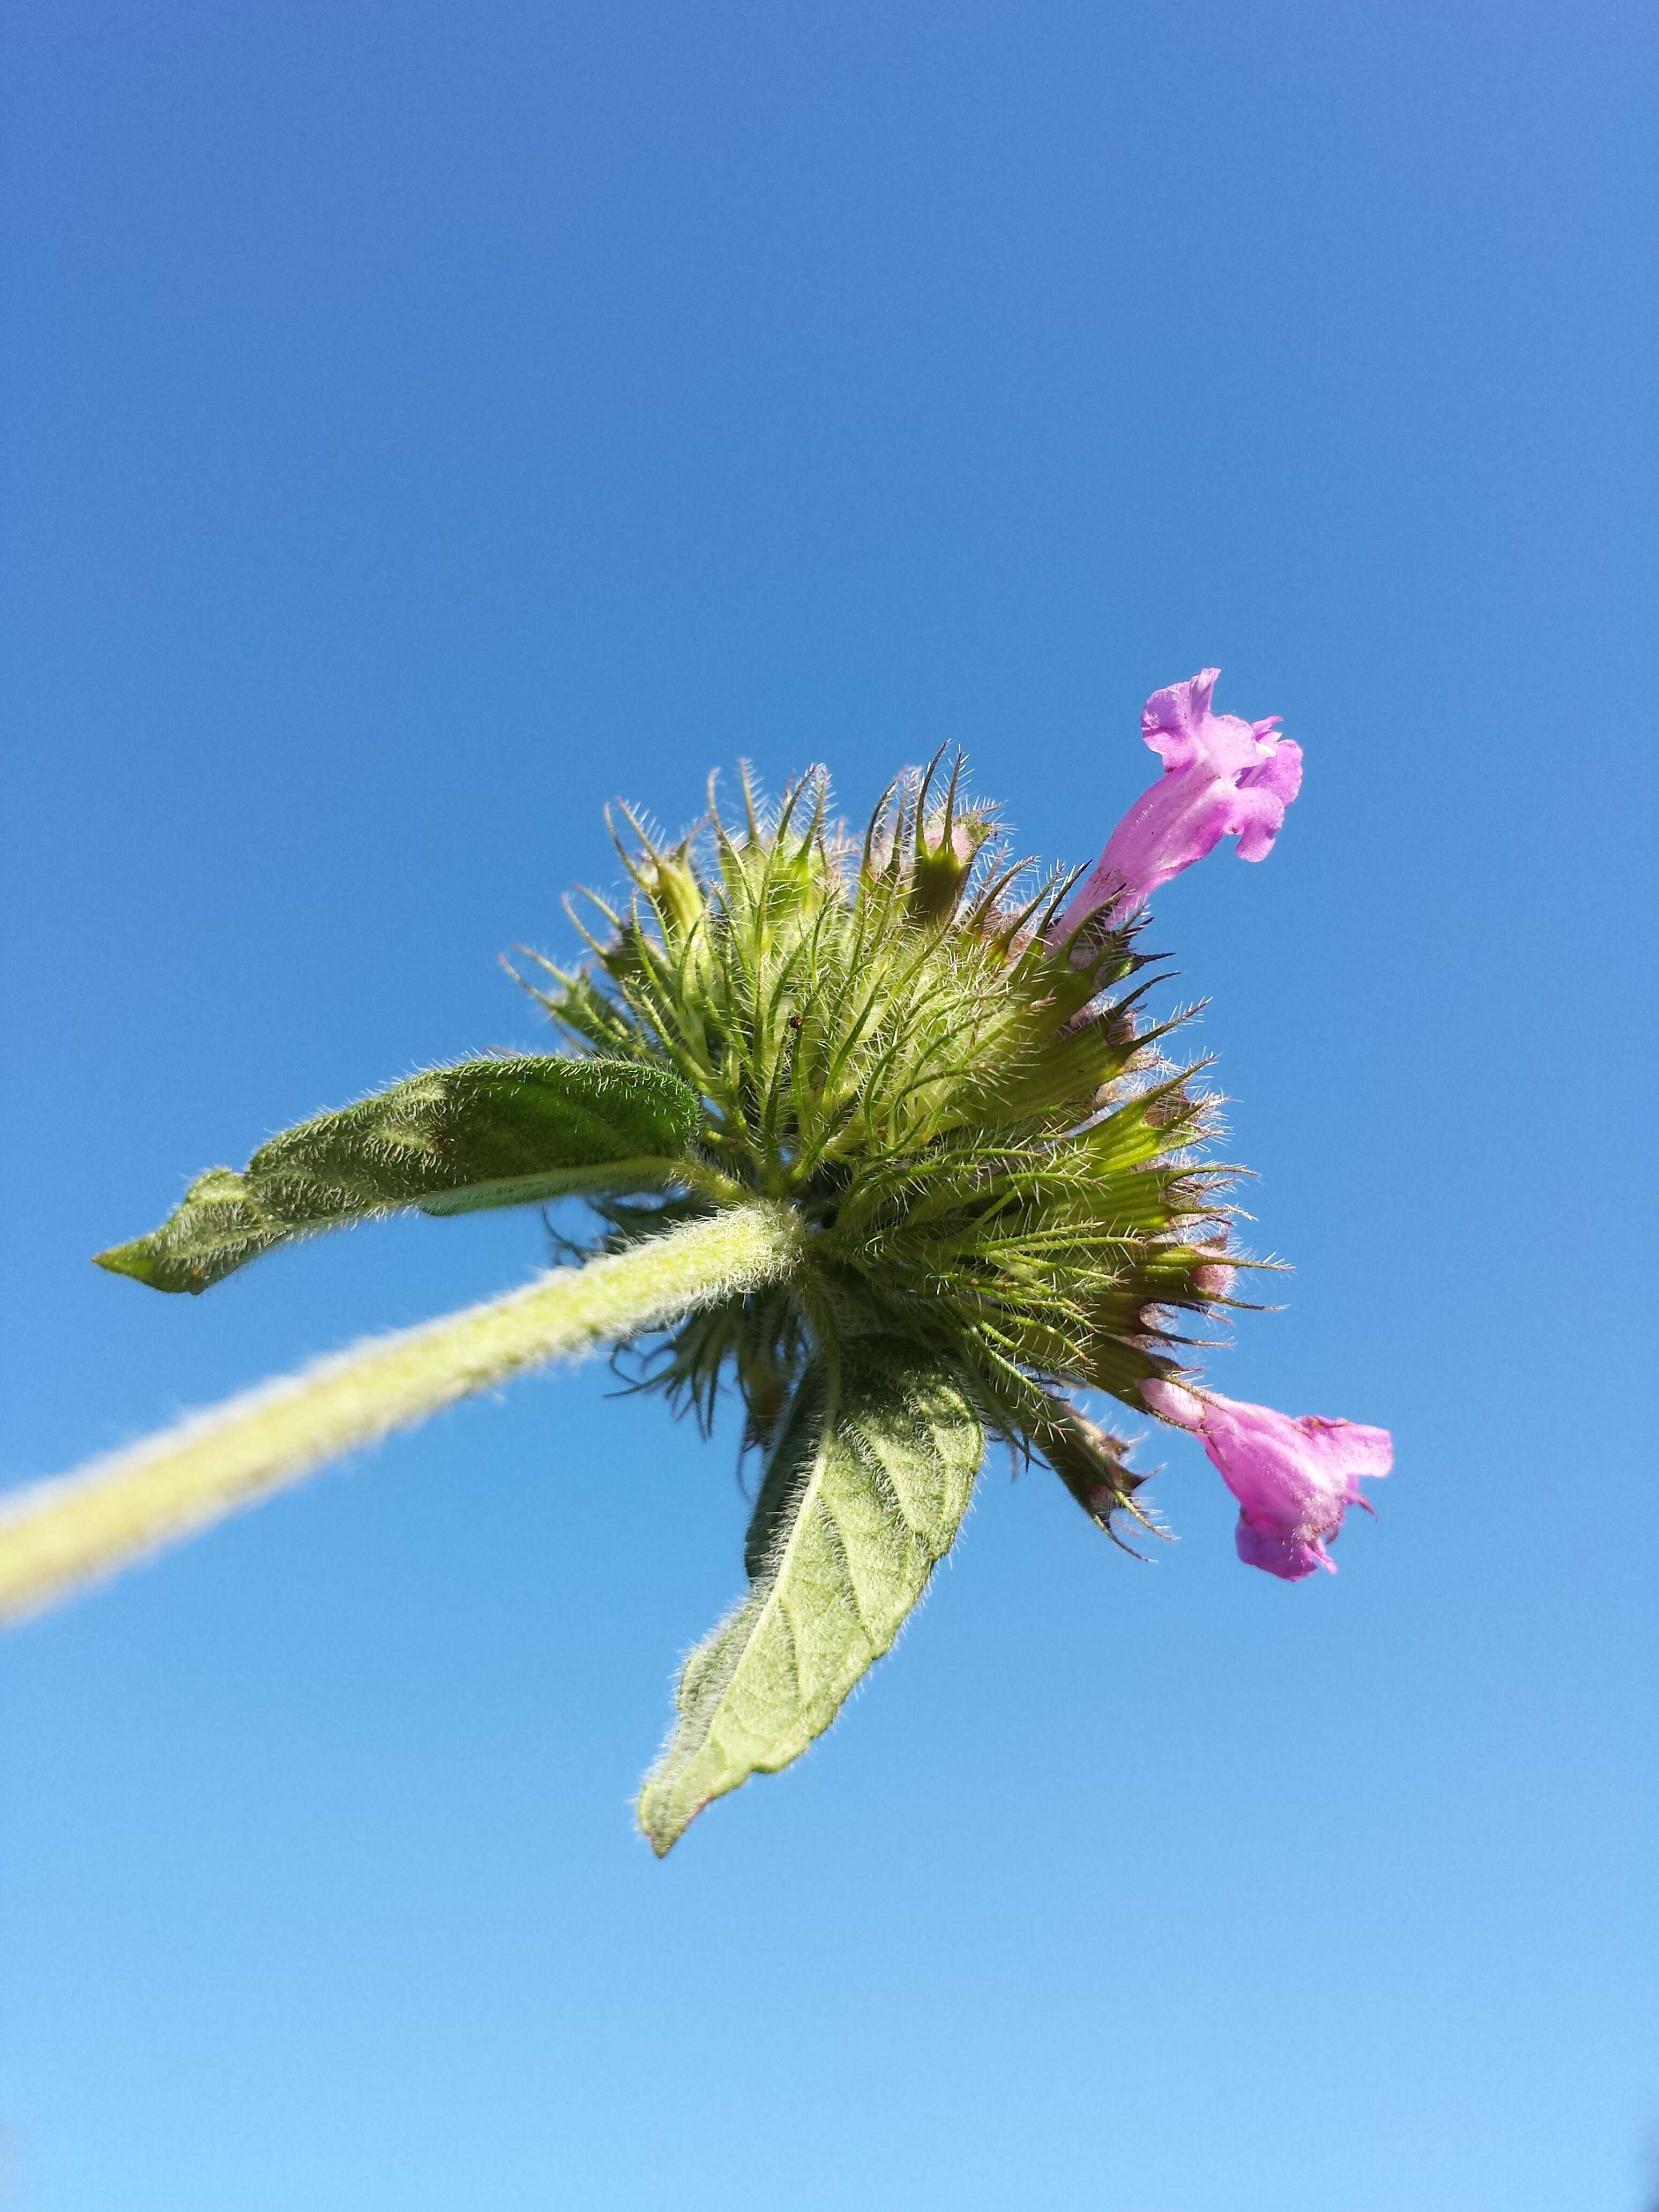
[521,757,1240,1505]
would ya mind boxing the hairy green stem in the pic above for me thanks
[0,1201,803,1630]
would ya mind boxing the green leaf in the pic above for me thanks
[95,1056,705,1294]
[637,1337,983,1855]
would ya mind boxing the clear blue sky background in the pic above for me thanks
[3,4,1655,2208]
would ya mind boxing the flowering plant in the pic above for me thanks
[0,670,1389,1852]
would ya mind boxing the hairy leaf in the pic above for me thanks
[95,1056,704,1294]
[638,1337,983,1854]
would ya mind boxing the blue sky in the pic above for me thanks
[3,2,1655,2207]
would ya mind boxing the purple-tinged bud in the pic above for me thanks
[908,809,996,922]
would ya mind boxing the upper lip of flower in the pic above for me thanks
[1142,668,1278,775]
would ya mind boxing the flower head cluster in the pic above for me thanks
[522,675,1386,1576]
[520,751,1230,1533]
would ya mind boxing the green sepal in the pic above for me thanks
[95,1056,705,1294]
[1040,1397,1144,1533]
[905,752,997,924]
[510,954,648,1060]
[637,1337,983,1855]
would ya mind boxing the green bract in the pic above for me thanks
[95,1057,707,1292]
[90,759,1243,1848]
[639,1338,983,1852]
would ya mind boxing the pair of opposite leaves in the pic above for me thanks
[99,1054,984,1852]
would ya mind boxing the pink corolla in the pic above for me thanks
[1052,669,1304,941]
[1141,1380,1393,1582]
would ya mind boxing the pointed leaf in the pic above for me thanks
[95,1056,704,1294]
[638,1338,983,1854]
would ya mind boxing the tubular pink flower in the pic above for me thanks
[1141,1380,1392,1582]
[1052,669,1303,941]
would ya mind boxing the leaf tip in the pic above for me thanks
[635,1776,698,1858]
[91,1237,199,1294]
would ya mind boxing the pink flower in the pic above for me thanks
[1052,669,1304,941]
[1141,1380,1392,1581]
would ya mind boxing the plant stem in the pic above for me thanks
[0,1201,803,1629]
